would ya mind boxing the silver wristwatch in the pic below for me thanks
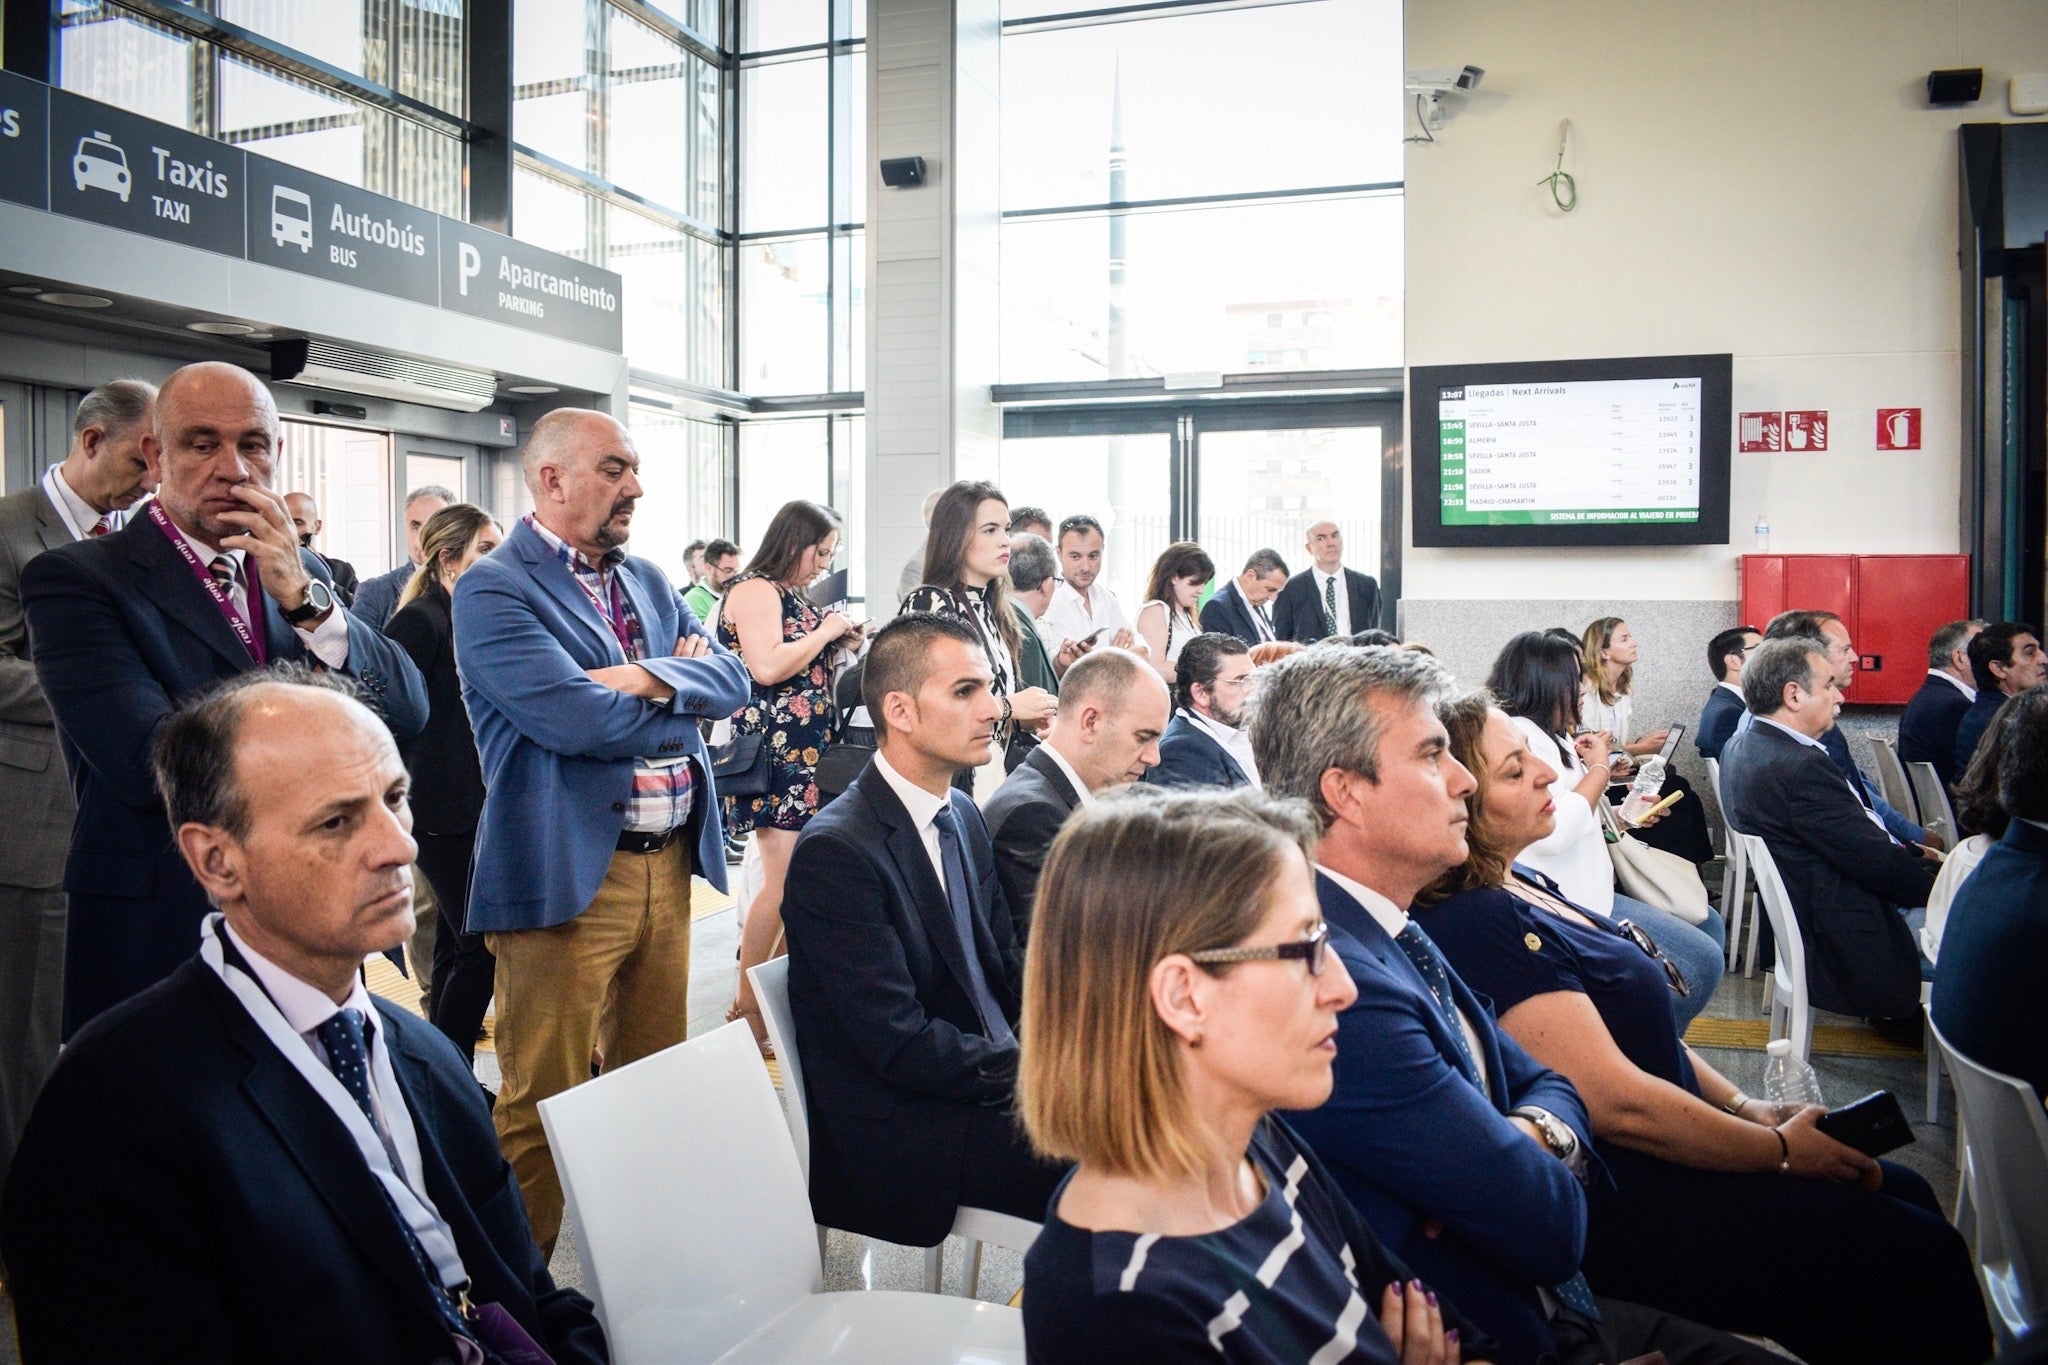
[1511,1106,1579,1162]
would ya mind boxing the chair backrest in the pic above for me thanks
[1868,736,1918,822]
[1907,761,1958,846]
[1741,833,1811,1056]
[748,957,810,1179]
[1930,1016,2048,1343]
[539,1021,823,1365]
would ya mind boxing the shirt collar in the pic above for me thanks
[221,918,378,1039]
[1754,714,1827,751]
[1182,704,1241,745]
[1036,740,1094,807]
[872,748,951,833]
[166,512,244,573]
[41,465,107,541]
[1316,862,1411,939]
[1316,565,1343,586]
[1718,679,1745,698]
[1929,668,1976,701]
[523,512,623,575]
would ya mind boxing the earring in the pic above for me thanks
[1189,1032,1203,1049]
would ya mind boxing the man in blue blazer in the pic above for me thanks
[1932,690,2048,1099]
[1197,548,1288,645]
[21,363,426,1038]
[1695,624,1757,761]
[454,408,750,1256]
[2,671,605,1364]
[1896,620,1982,788]
[782,613,1065,1248]
[1146,631,1256,790]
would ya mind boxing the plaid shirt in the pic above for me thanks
[526,515,694,834]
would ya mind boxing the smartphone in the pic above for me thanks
[1814,1090,1914,1157]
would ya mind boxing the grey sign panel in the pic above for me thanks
[0,71,50,211]
[438,222,625,352]
[48,90,244,258]
[244,154,439,306]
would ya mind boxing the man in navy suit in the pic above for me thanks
[1198,547,1288,645]
[1,670,604,1364]
[454,407,750,1257]
[1146,631,1258,790]
[1897,620,1984,788]
[1932,689,2048,1099]
[349,484,453,628]
[1258,646,1773,1365]
[782,613,1066,1248]
[21,362,426,1038]
[1695,624,1757,761]
[1271,520,1380,643]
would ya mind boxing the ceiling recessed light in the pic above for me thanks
[245,331,275,341]
[187,321,256,336]
[506,383,560,395]
[37,292,113,308]
[7,284,46,294]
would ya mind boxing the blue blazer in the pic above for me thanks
[1695,684,1745,761]
[1896,674,1974,788]
[1142,711,1250,790]
[1283,871,1592,1365]
[1953,691,2004,777]
[1197,579,1268,646]
[20,515,427,1035]
[454,519,751,932]
[1931,819,2048,1100]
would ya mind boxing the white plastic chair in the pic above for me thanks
[1929,1017,2048,1349]
[1922,928,1945,1122]
[1867,736,1918,823]
[1706,758,1761,976]
[1740,834,1813,1062]
[748,961,1042,1299]
[734,835,765,933]
[1906,761,1958,848]
[538,1021,1024,1364]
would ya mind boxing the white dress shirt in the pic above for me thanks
[1929,668,1976,703]
[1037,741,1094,807]
[872,748,950,884]
[1183,705,1260,787]
[1041,579,1138,652]
[1312,567,1351,638]
[40,465,123,541]
[1318,863,1488,1090]
[166,516,350,667]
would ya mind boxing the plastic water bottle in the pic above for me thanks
[1761,1038,1825,1107]
[1618,753,1667,824]
[1752,513,1771,552]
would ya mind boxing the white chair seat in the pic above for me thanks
[716,1292,1024,1363]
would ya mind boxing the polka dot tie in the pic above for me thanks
[1322,574,1338,637]
[1391,922,1478,1082]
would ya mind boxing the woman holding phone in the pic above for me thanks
[1579,617,1712,864]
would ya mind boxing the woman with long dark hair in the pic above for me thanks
[719,499,859,1053]
[1135,541,1214,683]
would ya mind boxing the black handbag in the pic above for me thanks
[708,731,773,799]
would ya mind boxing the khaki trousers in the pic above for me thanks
[487,840,693,1258]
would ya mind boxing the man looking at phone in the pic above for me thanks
[1039,514,1143,671]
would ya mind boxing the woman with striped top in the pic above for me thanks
[1019,787,1494,1364]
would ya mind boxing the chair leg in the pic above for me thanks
[1768,990,1787,1042]
[1925,1047,1942,1124]
[1742,901,1760,978]
[816,1225,829,1270]
[962,1239,985,1299]
[922,1242,945,1294]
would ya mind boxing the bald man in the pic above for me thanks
[21,361,426,1036]
[284,491,359,606]
[452,407,750,1255]
[1271,519,1381,643]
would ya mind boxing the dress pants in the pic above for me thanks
[405,873,438,1015]
[414,827,493,1069]
[487,839,694,1258]
[0,883,65,1201]
[955,1100,1069,1230]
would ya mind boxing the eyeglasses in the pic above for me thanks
[1615,919,1690,997]
[1187,921,1331,976]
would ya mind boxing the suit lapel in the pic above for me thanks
[123,517,260,671]
[1024,745,1082,811]
[514,520,625,664]
[31,486,73,553]
[862,771,981,1005]
[613,558,668,654]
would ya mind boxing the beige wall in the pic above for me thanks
[1402,0,2048,600]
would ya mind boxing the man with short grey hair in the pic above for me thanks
[1898,618,1986,787]
[351,484,456,628]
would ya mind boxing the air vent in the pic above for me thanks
[270,338,498,413]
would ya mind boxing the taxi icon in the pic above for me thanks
[73,132,131,203]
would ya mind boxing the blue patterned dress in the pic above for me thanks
[718,572,836,834]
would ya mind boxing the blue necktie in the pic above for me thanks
[930,806,1017,1049]
[315,1009,476,1344]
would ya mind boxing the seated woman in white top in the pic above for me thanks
[1135,541,1215,684]
[1488,630,1724,1024]
[1924,696,2024,961]
[1580,616,1714,866]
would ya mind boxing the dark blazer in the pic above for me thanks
[1695,683,1745,761]
[0,956,607,1364]
[781,756,1024,1247]
[1897,674,1975,788]
[1197,578,1271,646]
[1283,871,1593,1365]
[20,515,427,1036]
[0,484,75,889]
[1143,710,1250,790]
[1011,600,1059,695]
[982,744,1084,941]
[352,561,413,629]
[1719,722,1936,1017]
[1271,565,1380,643]
[1953,691,2005,776]
[1931,819,2048,1099]
[385,583,485,835]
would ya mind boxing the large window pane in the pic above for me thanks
[606,9,689,208]
[1002,3,1399,210]
[513,168,595,256]
[277,420,394,578]
[214,2,465,115]
[219,54,374,184]
[1001,194,1402,381]
[515,0,592,85]
[833,231,864,392]
[743,0,827,53]
[1196,426,1383,587]
[392,0,467,114]
[612,208,724,386]
[996,433,1173,604]
[740,56,826,231]
[831,48,865,225]
[741,236,829,394]
[58,7,194,129]
[628,405,729,579]
[739,420,830,554]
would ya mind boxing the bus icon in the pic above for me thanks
[72,132,131,203]
[271,186,313,252]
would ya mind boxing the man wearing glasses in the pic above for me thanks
[1695,624,1760,761]
[1145,632,1260,789]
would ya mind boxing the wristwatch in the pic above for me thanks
[282,578,334,625]
[1511,1106,1580,1163]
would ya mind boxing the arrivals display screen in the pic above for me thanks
[1411,354,1732,548]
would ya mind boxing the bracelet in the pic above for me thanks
[1769,1125,1790,1174]
[1722,1090,1750,1116]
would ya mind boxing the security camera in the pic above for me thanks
[1404,64,1484,95]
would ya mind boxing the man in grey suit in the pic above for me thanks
[0,378,157,1186]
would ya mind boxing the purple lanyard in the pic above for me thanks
[571,566,636,662]
[148,501,267,666]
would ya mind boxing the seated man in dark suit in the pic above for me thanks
[22,361,426,1037]
[1146,631,1259,790]
[1197,547,1288,645]
[983,647,1167,938]
[1955,620,2044,772]
[781,613,1067,1249]
[1721,638,1939,1039]
[1932,689,2048,1098]
[1695,623,1758,760]
[0,668,604,1364]
[1897,619,1984,788]
[1255,646,1773,1365]
[1271,519,1380,643]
